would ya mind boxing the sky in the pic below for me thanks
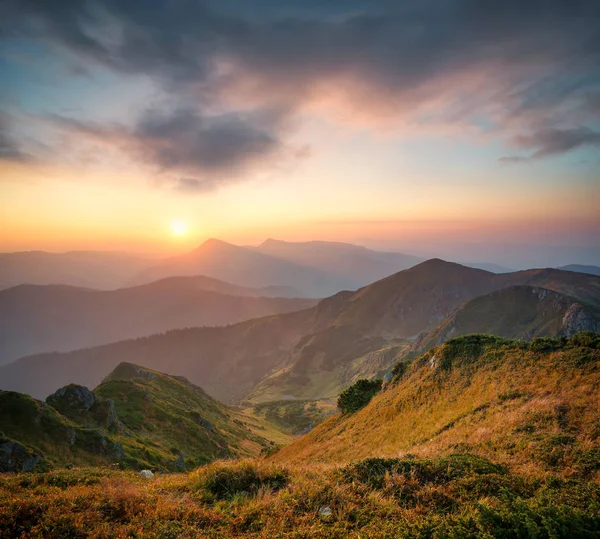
[0,0,599,266]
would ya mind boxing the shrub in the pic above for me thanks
[569,331,600,350]
[337,379,382,415]
[339,454,506,490]
[189,460,288,501]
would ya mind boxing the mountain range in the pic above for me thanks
[0,276,315,364]
[2,259,598,404]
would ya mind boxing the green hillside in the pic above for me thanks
[0,363,288,473]
[415,285,600,352]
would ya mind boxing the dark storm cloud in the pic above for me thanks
[44,106,285,187]
[2,0,599,175]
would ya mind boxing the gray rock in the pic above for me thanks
[188,411,214,432]
[172,451,185,471]
[46,385,97,417]
[318,506,332,519]
[139,469,154,479]
[562,303,600,336]
[0,438,42,473]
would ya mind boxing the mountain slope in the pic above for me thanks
[0,251,151,290]
[414,285,600,351]
[0,277,315,364]
[0,363,286,472]
[252,238,421,288]
[275,333,600,476]
[2,260,599,403]
[132,239,345,297]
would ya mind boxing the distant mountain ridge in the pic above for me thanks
[0,276,316,364]
[0,250,152,290]
[2,259,598,403]
[557,264,600,277]
[132,239,347,297]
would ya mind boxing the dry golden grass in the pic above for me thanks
[275,335,600,479]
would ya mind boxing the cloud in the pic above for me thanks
[42,105,288,190]
[173,177,219,193]
[2,0,599,179]
[134,108,280,174]
[501,127,600,162]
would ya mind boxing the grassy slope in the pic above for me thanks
[0,363,290,472]
[2,336,600,537]
[276,334,600,479]
[95,363,290,466]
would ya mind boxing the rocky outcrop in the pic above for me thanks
[0,436,42,472]
[562,303,600,336]
[46,385,123,431]
[188,411,214,432]
[47,385,97,417]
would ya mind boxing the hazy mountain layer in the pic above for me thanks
[3,260,599,404]
[0,276,315,364]
[0,251,152,290]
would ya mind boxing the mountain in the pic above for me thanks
[0,362,286,473]
[251,239,422,288]
[275,333,600,473]
[132,239,346,297]
[4,337,599,538]
[413,285,600,352]
[3,260,599,404]
[0,251,152,290]
[0,277,316,365]
[557,264,600,277]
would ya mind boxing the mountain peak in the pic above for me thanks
[193,238,237,253]
[411,258,493,274]
[102,362,160,384]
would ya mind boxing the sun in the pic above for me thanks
[170,219,188,236]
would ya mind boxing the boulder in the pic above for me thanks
[0,436,42,473]
[139,469,154,479]
[46,385,97,419]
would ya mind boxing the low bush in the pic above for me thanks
[337,379,382,415]
[189,459,289,501]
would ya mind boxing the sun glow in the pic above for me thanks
[170,219,188,236]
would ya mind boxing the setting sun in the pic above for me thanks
[170,219,188,236]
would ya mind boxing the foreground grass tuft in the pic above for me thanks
[188,459,289,501]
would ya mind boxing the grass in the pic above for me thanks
[1,455,598,538]
[275,333,600,477]
[250,399,337,435]
[1,363,291,473]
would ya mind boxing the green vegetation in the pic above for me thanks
[337,379,382,415]
[1,455,598,538]
[251,399,336,435]
[190,459,289,501]
[0,363,289,473]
